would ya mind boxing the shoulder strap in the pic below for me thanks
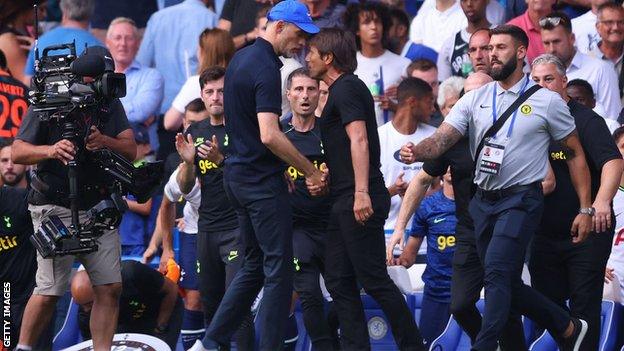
[474,84,542,160]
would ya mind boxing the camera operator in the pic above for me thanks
[11,46,136,351]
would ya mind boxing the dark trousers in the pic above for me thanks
[197,227,254,350]
[324,192,424,351]
[205,175,293,350]
[450,239,527,350]
[293,248,333,351]
[529,232,613,350]
[420,293,450,345]
[469,184,570,351]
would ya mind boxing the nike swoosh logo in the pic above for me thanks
[479,104,491,108]
[455,43,467,50]
[228,251,238,261]
[433,218,446,224]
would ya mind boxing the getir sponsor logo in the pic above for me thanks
[0,236,17,252]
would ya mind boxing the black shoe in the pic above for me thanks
[561,318,588,351]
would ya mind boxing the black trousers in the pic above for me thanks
[197,227,254,350]
[529,232,613,351]
[292,236,333,351]
[206,175,293,350]
[324,191,424,351]
[450,239,527,350]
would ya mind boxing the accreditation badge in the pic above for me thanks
[479,138,507,175]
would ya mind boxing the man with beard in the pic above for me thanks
[387,72,530,349]
[0,138,35,349]
[0,139,27,188]
[400,25,592,351]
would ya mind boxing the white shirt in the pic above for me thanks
[567,51,621,120]
[163,168,201,234]
[378,122,437,235]
[355,50,411,126]
[607,187,624,291]
[419,0,505,27]
[172,74,200,113]
[409,1,467,53]
[572,10,600,54]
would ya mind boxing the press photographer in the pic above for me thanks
[11,45,136,351]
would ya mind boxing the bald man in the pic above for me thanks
[72,260,183,349]
[464,72,493,93]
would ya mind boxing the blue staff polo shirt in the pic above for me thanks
[223,37,285,183]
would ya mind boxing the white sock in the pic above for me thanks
[16,345,33,351]
[188,339,210,351]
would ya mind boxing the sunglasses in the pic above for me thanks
[539,16,564,28]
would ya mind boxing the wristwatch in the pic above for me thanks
[579,207,596,216]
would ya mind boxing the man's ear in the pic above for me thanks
[275,20,286,34]
[321,52,334,66]
[516,44,527,62]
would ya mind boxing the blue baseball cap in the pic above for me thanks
[267,0,320,34]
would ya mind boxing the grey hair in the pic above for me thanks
[437,76,465,107]
[107,17,139,39]
[60,0,95,22]
[531,54,567,76]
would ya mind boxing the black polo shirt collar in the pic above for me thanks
[254,37,284,69]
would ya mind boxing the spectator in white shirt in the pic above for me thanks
[409,0,467,52]
[541,11,622,119]
[566,79,621,132]
[346,2,411,126]
[437,0,491,81]
[163,28,234,131]
[588,3,624,100]
[418,0,505,27]
[378,77,437,253]
[572,0,613,54]
[407,59,444,126]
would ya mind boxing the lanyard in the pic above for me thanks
[491,76,530,139]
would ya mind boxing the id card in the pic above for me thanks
[479,139,506,175]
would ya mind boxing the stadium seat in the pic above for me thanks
[528,300,623,351]
[52,298,83,350]
[407,264,426,292]
[387,265,414,295]
[428,300,484,351]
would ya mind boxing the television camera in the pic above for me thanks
[27,13,162,258]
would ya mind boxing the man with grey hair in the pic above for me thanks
[22,0,102,84]
[106,17,163,152]
[531,53,623,350]
[437,76,465,117]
